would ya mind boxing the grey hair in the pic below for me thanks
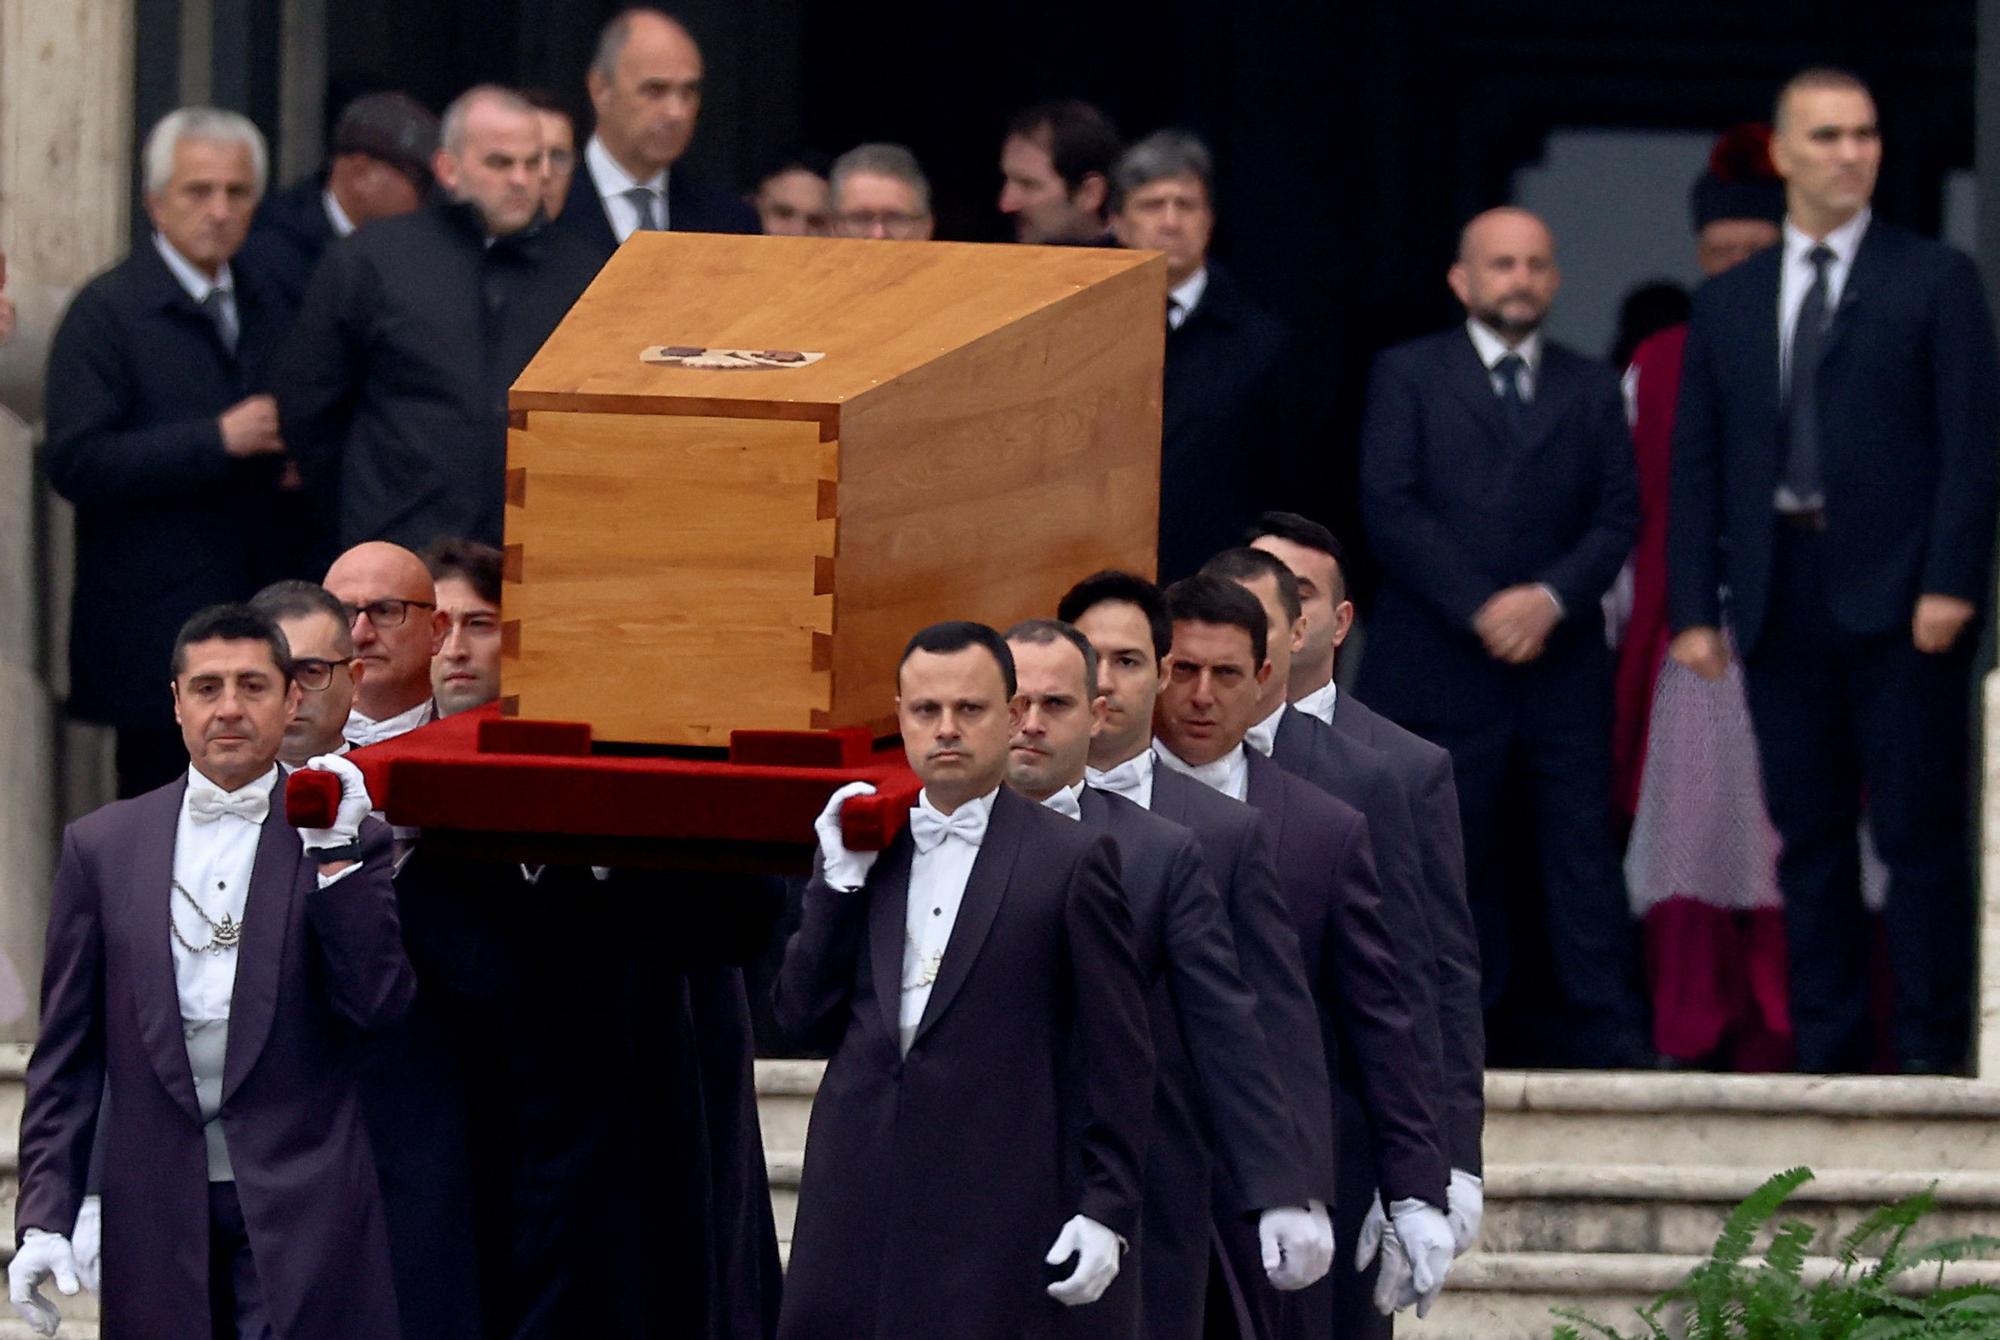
[142,107,268,197]
[592,7,688,83]
[439,84,537,156]
[828,142,931,215]
[1110,129,1213,213]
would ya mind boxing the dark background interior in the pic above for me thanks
[148,0,1979,570]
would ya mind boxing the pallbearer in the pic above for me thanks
[775,622,1154,1339]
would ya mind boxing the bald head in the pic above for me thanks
[324,542,445,720]
[1449,207,1559,342]
[589,8,704,179]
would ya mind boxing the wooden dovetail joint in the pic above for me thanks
[507,410,528,430]
[811,631,834,672]
[501,544,524,583]
[813,555,835,595]
[816,479,838,520]
[500,620,522,658]
[499,695,520,717]
[504,468,527,507]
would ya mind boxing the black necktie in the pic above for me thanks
[201,289,238,357]
[1493,352,1528,440]
[1783,243,1835,501]
[626,186,662,232]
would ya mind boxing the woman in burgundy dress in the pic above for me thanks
[1615,126,1789,1068]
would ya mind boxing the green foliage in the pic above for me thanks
[1550,1168,2000,1339]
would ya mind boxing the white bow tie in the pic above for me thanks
[1085,756,1148,801]
[188,786,268,825]
[1041,786,1083,821]
[909,803,989,854]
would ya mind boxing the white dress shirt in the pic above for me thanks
[1244,702,1287,757]
[1086,750,1156,809]
[343,698,436,748]
[173,767,274,1181]
[585,135,670,242]
[1039,781,1086,821]
[1294,680,1338,727]
[1775,207,1870,511]
[1778,207,1869,392]
[1167,266,1210,331]
[900,787,996,1054]
[1153,739,1249,802]
[1465,319,1542,401]
[323,188,358,239]
[154,233,238,350]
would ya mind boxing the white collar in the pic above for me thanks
[1465,318,1541,375]
[1152,738,1248,798]
[1038,781,1086,821]
[1245,701,1288,756]
[184,763,278,803]
[586,134,667,199]
[1293,679,1338,726]
[1783,205,1871,271]
[1169,265,1209,320]
[323,187,357,238]
[344,697,435,747]
[153,233,232,303]
[1086,748,1154,797]
[914,785,998,825]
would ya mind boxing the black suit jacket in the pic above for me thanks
[1145,768,1334,1204]
[773,786,1154,1340]
[1325,692,1484,1172]
[42,241,291,727]
[238,173,338,329]
[1072,785,1305,1340]
[274,200,601,551]
[1160,264,1298,580]
[1241,750,1447,1209]
[552,150,759,261]
[1667,219,2000,655]
[1357,326,1639,728]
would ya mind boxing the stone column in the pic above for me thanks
[0,0,136,1040]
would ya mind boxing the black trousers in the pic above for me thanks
[1741,528,1977,1073]
[1426,672,1650,1066]
[208,1182,273,1340]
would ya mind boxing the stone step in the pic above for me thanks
[1416,1253,2000,1340]
[1485,1071,2000,1173]
[1480,1163,2000,1257]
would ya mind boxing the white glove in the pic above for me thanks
[298,753,373,853]
[1258,1198,1334,1290]
[1355,1197,1407,1315]
[1447,1168,1483,1257]
[70,1195,101,1293]
[9,1230,80,1337]
[813,782,879,891]
[1390,1198,1456,1317]
[1044,1214,1122,1306]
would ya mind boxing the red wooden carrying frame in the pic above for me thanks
[286,703,922,873]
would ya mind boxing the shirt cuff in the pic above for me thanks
[315,861,362,891]
[1536,583,1566,619]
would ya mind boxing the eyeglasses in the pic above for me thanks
[340,598,435,629]
[292,656,355,692]
[835,209,930,237]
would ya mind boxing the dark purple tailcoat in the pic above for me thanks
[18,775,413,1339]
[772,785,1155,1340]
